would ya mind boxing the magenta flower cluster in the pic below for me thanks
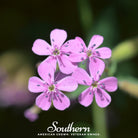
[28,29,118,111]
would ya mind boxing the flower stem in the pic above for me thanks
[92,102,108,138]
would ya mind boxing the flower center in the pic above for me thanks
[86,50,92,57]
[92,81,98,88]
[48,84,55,92]
[53,48,60,55]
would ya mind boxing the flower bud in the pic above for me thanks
[24,105,41,122]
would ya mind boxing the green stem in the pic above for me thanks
[92,102,108,138]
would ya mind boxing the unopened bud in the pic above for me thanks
[24,105,41,122]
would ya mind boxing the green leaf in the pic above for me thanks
[67,85,89,98]
[78,59,87,69]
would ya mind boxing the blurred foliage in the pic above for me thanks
[77,0,93,35]
[112,37,138,63]
[118,77,138,98]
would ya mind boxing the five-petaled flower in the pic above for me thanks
[69,35,112,77]
[28,62,78,111]
[32,29,82,74]
[72,67,118,108]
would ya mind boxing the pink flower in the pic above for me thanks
[32,29,82,74]
[28,62,78,111]
[72,67,118,108]
[69,35,112,77]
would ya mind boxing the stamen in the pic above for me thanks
[92,81,98,88]
[53,48,60,55]
[87,50,92,57]
[37,84,40,87]
[52,39,54,42]
[48,84,55,92]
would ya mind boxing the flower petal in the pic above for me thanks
[32,39,51,55]
[46,56,57,71]
[88,35,104,49]
[95,88,111,108]
[28,77,46,93]
[72,68,92,85]
[75,37,87,52]
[53,91,70,110]
[95,47,112,59]
[99,77,118,92]
[58,55,77,74]
[50,29,67,48]
[78,87,94,107]
[69,53,87,62]
[62,38,86,54]
[36,92,52,111]
[89,57,105,81]
[57,76,78,92]
[38,59,55,83]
